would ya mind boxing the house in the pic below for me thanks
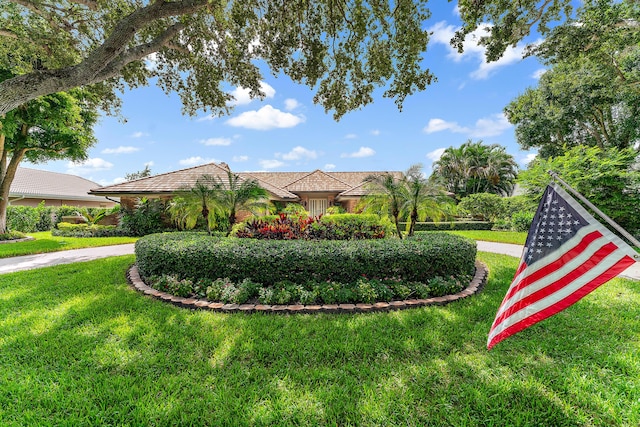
[89,162,402,216]
[9,167,117,208]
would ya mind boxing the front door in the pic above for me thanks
[308,198,328,217]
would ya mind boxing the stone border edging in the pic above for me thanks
[126,260,488,314]
[0,236,35,244]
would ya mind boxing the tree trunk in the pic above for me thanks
[409,209,418,237]
[202,203,210,235]
[226,209,236,237]
[0,145,26,234]
[394,215,403,240]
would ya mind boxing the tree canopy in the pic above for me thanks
[518,146,640,234]
[505,1,640,158]
[430,140,518,198]
[0,0,582,118]
[0,75,98,233]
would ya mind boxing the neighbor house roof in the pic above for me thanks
[89,162,404,200]
[10,167,115,203]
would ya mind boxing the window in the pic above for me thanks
[308,198,328,216]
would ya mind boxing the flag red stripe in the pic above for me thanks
[513,260,527,278]
[488,255,635,349]
[492,242,619,328]
[503,230,603,302]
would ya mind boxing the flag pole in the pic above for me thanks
[548,170,640,249]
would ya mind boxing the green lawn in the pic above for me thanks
[1,253,638,426]
[0,231,138,258]
[445,230,527,245]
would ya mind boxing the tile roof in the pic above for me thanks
[90,162,403,200]
[90,162,299,200]
[282,170,352,192]
[10,167,114,203]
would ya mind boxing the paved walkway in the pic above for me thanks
[0,241,639,280]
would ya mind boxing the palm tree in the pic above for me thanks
[431,140,518,198]
[403,164,450,237]
[362,172,407,239]
[209,171,270,236]
[173,175,220,235]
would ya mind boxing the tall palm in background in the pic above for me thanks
[431,140,518,198]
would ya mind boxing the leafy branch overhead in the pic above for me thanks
[0,0,580,118]
[0,0,436,118]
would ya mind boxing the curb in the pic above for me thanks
[127,260,489,314]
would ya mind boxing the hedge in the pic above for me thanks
[135,232,477,287]
[51,222,131,238]
[400,221,493,231]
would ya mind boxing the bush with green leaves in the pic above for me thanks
[51,222,130,237]
[136,232,476,288]
[401,221,493,231]
[147,271,472,305]
[6,205,40,232]
[120,198,170,236]
[511,211,535,232]
[458,193,505,221]
[0,230,27,241]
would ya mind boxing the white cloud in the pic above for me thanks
[470,113,512,137]
[179,156,219,166]
[522,153,537,165]
[424,118,466,134]
[230,82,276,106]
[98,177,126,186]
[67,158,114,175]
[344,133,358,139]
[423,113,512,138]
[324,163,336,171]
[426,148,446,162]
[278,146,318,161]
[532,68,547,79]
[232,155,249,162]
[144,53,158,72]
[284,98,301,111]
[130,131,149,138]
[199,137,232,146]
[144,161,154,167]
[101,146,140,154]
[370,129,380,136]
[428,21,530,79]
[226,105,305,130]
[259,159,285,169]
[341,147,376,158]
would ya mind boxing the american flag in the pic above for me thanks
[487,182,638,350]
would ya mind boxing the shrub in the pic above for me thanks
[281,203,309,216]
[0,230,27,241]
[402,221,493,231]
[511,210,535,232]
[325,205,346,215]
[35,202,54,231]
[135,232,477,288]
[51,222,129,237]
[54,205,88,227]
[235,213,387,240]
[120,198,169,236]
[458,193,505,221]
[6,205,39,232]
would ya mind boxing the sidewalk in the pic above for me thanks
[0,241,638,280]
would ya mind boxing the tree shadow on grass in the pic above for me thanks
[0,254,638,426]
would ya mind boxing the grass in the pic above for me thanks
[444,230,527,245]
[1,253,638,426]
[0,231,138,258]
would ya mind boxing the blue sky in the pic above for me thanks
[30,3,544,187]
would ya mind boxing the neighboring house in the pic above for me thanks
[89,162,402,216]
[9,167,118,208]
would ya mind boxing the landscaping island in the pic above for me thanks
[133,230,486,311]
